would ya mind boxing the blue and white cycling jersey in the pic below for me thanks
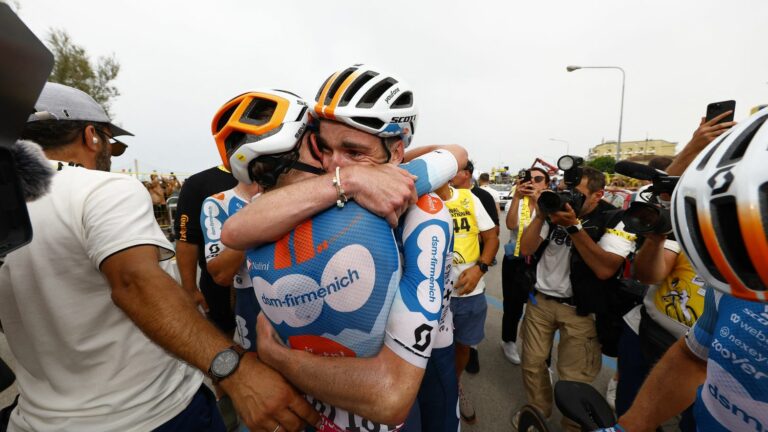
[201,189,259,350]
[245,150,457,432]
[686,287,768,432]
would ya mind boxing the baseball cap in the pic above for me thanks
[27,82,132,155]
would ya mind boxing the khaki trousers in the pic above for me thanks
[521,293,602,431]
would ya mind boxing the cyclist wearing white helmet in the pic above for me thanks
[607,108,768,432]
[217,71,466,432]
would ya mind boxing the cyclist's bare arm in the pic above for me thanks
[618,338,706,431]
[222,164,417,250]
[206,247,246,287]
[256,314,421,426]
[633,234,678,284]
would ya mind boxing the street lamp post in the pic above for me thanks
[548,138,570,156]
[567,65,626,161]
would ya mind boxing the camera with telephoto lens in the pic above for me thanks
[537,155,586,215]
[614,160,680,235]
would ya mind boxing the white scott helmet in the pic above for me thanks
[312,64,417,147]
[672,107,768,302]
[212,89,309,184]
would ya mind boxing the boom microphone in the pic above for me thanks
[9,140,54,202]
[614,160,667,181]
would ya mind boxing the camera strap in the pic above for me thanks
[513,196,532,257]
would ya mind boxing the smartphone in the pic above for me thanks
[706,100,736,124]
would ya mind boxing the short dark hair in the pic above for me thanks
[530,167,550,184]
[20,120,109,150]
[464,159,474,175]
[478,173,490,182]
[647,156,673,171]
[581,166,606,193]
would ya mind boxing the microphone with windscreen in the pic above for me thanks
[10,140,54,202]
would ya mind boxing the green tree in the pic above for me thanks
[587,155,616,174]
[47,29,120,117]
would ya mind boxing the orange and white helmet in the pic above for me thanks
[312,64,417,147]
[212,89,309,184]
[672,107,768,302]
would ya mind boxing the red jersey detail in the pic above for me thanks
[288,335,356,358]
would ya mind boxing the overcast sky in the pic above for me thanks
[16,0,768,177]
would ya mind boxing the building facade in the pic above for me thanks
[588,139,676,161]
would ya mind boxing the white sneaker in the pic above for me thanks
[501,341,521,364]
[606,376,618,411]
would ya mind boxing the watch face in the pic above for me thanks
[211,349,240,377]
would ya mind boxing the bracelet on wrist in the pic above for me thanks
[332,166,348,208]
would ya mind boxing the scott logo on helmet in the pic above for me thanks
[391,115,416,123]
[708,167,735,195]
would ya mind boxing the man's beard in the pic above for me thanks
[95,142,111,172]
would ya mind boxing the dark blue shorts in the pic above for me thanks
[403,344,459,432]
[450,294,488,346]
[154,385,225,432]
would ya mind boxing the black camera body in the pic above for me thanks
[538,155,586,215]
[518,169,532,183]
[614,161,680,235]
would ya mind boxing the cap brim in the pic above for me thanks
[111,139,128,157]
[108,123,133,137]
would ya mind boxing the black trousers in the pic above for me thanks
[501,255,531,343]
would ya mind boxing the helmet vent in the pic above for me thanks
[684,197,726,283]
[243,98,277,126]
[224,131,246,154]
[215,105,239,133]
[356,78,397,109]
[325,67,357,105]
[295,105,308,122]
[351,116,385,130]
[339,71,377,107]
[711,196,766,291]
[718,114,768,168]
[315,74,334,103]
[391,91,413,109]
[696,137,724,170]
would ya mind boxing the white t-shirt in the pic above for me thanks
[535,220,635,298]
[445,189,496,297]
[0,162,202,432]
[479,185,501,203]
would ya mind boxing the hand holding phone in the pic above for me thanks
[706,100,736,124]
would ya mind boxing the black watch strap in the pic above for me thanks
[477,262,489,273]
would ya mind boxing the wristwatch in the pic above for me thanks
[476,261,489,273]
[208,345,247,384]
[566,223,583,235]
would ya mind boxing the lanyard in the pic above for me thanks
[513,196,531,257]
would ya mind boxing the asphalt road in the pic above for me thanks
[0,223,622,431]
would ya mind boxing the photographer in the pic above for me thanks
[500,167,550,364]
[514,164,636,432]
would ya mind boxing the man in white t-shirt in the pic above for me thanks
[478,172,501,215]
[0,83,319,432]
[516,166,636,431]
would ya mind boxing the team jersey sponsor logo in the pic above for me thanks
[255,245,376,328]
[415,226,445,314]
[202,200,223,240]
[702,362,768,432]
